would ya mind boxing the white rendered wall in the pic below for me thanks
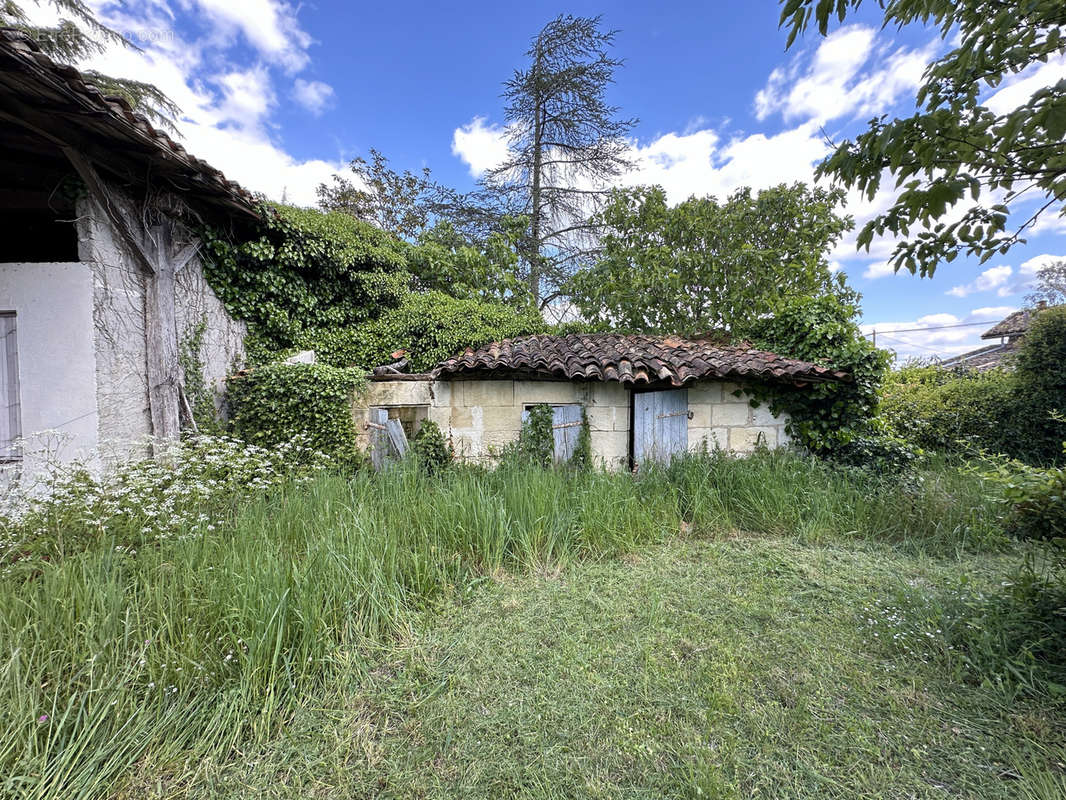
[0,261,100,475]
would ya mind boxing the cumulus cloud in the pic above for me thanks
[292,78,334,115]
[451,116,512,177]
[39,1,343,206]
[190,0,313,72]
[753,24,937,125]
[946,265,1014,297]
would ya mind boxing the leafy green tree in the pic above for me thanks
[568,183,855,334]
[2,0,178,128]
[1013,305,1066,460]
[408,218,534,307]
[484,14,637,308]
[779,0,1066,275]
[316,148,436,241]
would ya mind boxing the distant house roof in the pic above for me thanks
[432,333,851,387]
[0,27,258,218]
[981,304,1051,340]
[939,342,1019,372]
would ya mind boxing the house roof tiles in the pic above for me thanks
[432,333,850,387]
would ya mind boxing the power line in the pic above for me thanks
[863,319,998,338]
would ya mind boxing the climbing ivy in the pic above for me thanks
[227,363,367,468]
[740,294,889,454]
[201,203,410,354]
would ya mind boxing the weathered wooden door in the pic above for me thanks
[521,404,583,463]
[632,389,689,467]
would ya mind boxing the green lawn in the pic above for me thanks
[152,535,1064,799]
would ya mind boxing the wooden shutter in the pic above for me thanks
[0,313,21,460]
[522,404,583,463]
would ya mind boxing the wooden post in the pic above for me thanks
[62,149,185,449]
[145,222,183,444]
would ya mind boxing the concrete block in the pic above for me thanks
[517,381,583,405]
[611,405,630,431]
[462,380,515,407]
[750,403,782,426]
[688,427,728,451]
[479,405,521,432]
[429,380,451,407]
[367,379,433,407]
[721,382,748,402]
[591,430,629,464]
[591,382,628,407]
[712,403,751,426]
[688,400,712,428]
[426,405,451,429]
[586,406,615,432]
[688,381,723,404]
[729,426,776,452]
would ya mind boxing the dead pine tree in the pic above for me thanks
[484,14,637,314]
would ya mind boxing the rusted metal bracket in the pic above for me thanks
[657,410,694,420]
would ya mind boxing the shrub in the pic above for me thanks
[880,366,1022,456]
[299,291,548,372]
[827,428,923,475]
[227,363,367,467]
[1014,306,1066,461]
[502,404,555,468]
[411,420,452,473]
[979,445,1066,543]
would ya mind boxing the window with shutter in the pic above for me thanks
[0,313,22,461]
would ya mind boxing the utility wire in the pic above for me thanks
[863,319,998,338]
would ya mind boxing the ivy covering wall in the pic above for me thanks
[227,363,367,466]
[201,203,544,371]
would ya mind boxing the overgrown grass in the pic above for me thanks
[0,451,1043,798]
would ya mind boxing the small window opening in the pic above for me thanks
[382,405,428,439]
[0,209,79,262]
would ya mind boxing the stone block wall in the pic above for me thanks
[687,382,790,453]
[354,376,791,468]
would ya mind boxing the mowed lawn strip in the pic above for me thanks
[174,536,1064,800]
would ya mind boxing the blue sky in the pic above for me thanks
[40,1,1066,359]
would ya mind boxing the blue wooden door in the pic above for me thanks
[633,389,689,467]
[521,404,583,463]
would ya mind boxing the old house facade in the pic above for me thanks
[355,334,849,469]
[0,30,251,475]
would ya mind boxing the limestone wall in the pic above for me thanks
[354,376,791,469]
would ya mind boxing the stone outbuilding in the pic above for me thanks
[354,333,850,470]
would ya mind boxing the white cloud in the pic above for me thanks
[54,2,342,207]
[984,53,1066,116]
[215,66,275,129]
[753,25,937,125]
[451,116,512,177]
[1019,253,1066,276]
[946,264,1013,297]
[292,78,334,115]
[189,0,313,72]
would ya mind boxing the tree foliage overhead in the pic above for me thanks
[568,183,855,334]
[1026,258,1066,308]
[1,0,179,128]
[779,0,1066,276]
[484,14,637,309]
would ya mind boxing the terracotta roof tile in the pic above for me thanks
[432,334,851,387]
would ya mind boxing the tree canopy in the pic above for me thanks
[567,183,855,334]
[779,0,1066,276]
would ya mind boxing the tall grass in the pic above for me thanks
[0,452,1005,798]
